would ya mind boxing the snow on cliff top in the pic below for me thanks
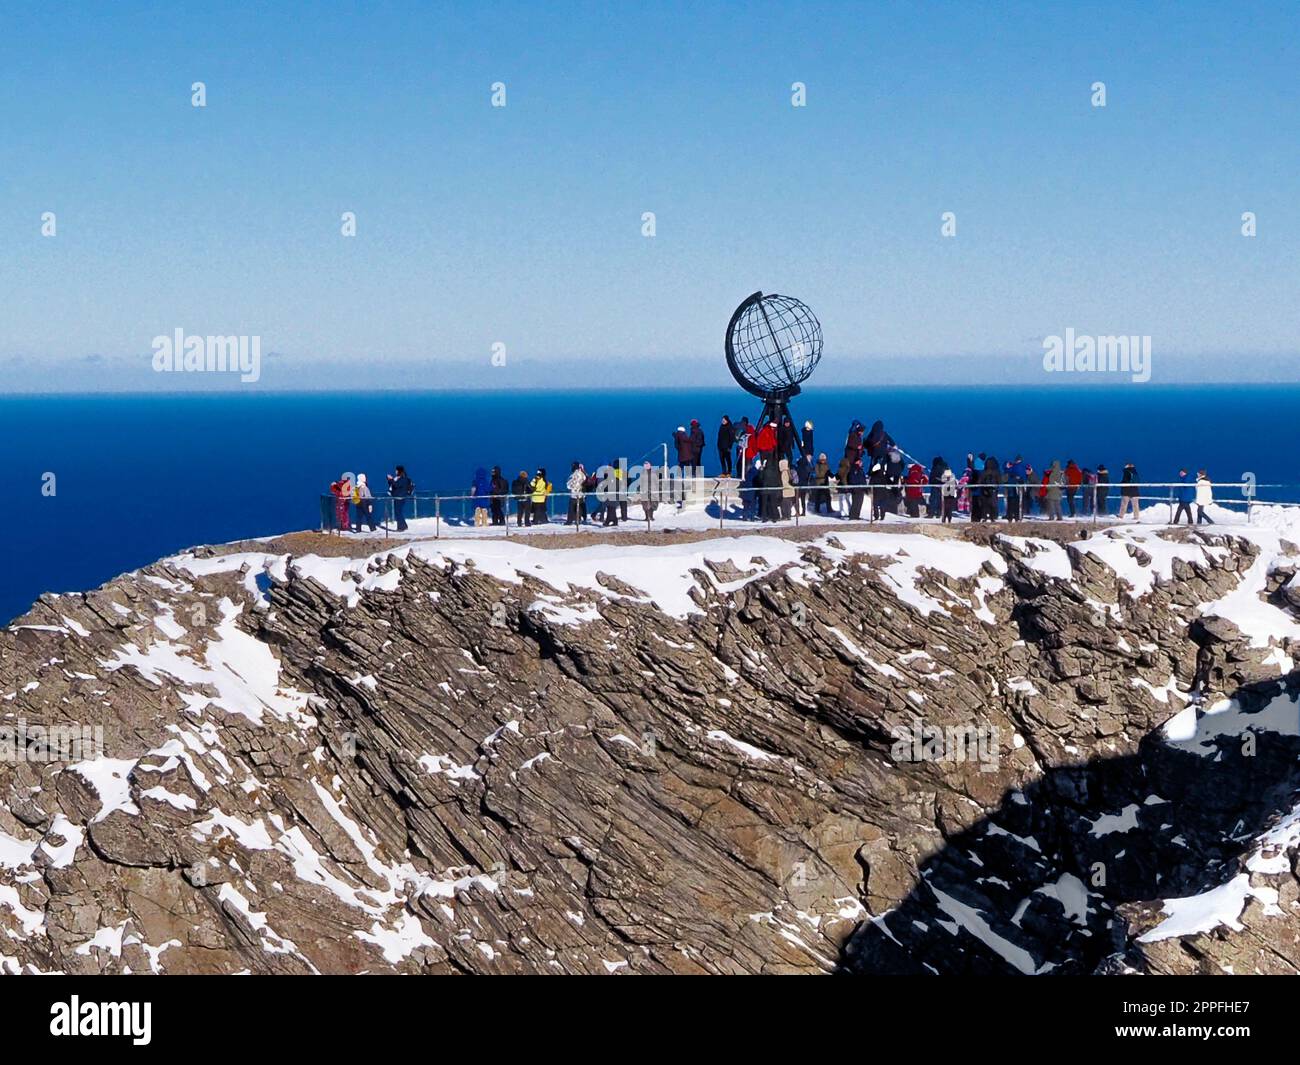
[176,527,1009,623]
[169,502,1300,633]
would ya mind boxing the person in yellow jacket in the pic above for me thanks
[529,467,551,526]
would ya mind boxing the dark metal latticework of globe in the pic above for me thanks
[724,291,823,400]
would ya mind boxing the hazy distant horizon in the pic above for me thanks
[5,350,1298,394]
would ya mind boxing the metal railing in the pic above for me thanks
[319,480,1294,539]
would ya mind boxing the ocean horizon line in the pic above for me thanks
[6,380,1300,400]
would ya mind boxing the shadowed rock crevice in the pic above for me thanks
[840,671,1300,975]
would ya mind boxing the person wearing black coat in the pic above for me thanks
[511,470,531,526]
[1118,462,1140,521]
[489,466,509,526]
[717,416,735,476]
[795,451,813,515]
[583,468,601,520]
[777,415,797,465]
[688,420,706,469]
[869,460,889,521]
[978,458,1001,522]
[1095,463,1111,515]
[927,456,947,518]
[801,421,815,461]
[847,459,867,519]
[884,447,905,514]
[865,419,894,462]
[734,416,751,474]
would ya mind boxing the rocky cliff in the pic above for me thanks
[3,514,1299,975]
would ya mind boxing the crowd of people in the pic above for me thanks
[324,417,1221,533]
[327,460,661,532]
[717,415,1219,527]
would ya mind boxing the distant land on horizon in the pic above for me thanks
[6,351,1300,393]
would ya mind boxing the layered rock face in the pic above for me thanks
[2,517,1298,975]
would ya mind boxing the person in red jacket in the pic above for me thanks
[1064,459,1083,518]
[751,419,777,460]
[330,474,351,534]
[904,462,928,519]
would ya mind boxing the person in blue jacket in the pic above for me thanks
[1005,455,1028,521]
[470,467,492,527]
[1172,468,1195,525]
[387,465,413,531]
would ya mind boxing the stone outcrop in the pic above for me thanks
[2,519,1298,974]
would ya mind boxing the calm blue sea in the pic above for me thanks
[3,386,1297,624]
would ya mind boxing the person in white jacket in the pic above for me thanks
[353,473,376,532]
[940,468,959,523]
[1195,470,1214,525]
[565,462,587,526]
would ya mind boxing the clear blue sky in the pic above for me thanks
[1,0,1297,389]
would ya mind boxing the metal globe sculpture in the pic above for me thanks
[724,291,823,441]
[725,291,822,400]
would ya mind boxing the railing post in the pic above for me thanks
[435,496,441,539]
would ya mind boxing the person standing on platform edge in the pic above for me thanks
[1064,459,1082,517]
[565,462,586,525]
[355,473,377,532]
[673,425,691,467]
[1172,469,1194,525]
[602,460,622,526]
[940,466,958,523]
[928,456,948,518]
[904,462,927,518]
[490,466,508,526]
[331,473,351,533]
[1095,463,1111,516]
[848,458,867,519]
[511,469,531,526]
[470,467,492,527]
[530,467,551,525]
[717,416,735,476]
[1005,455,1027,521]
[689,419,706,472]
[777,415,797,465]
[734,417,751,475]
[1196,470,1215,524]
[1118,462,1141,522]
[386,466,412,532]
[795,451,813,515]
[1044,460,1064,521]
[778,458,795,519]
